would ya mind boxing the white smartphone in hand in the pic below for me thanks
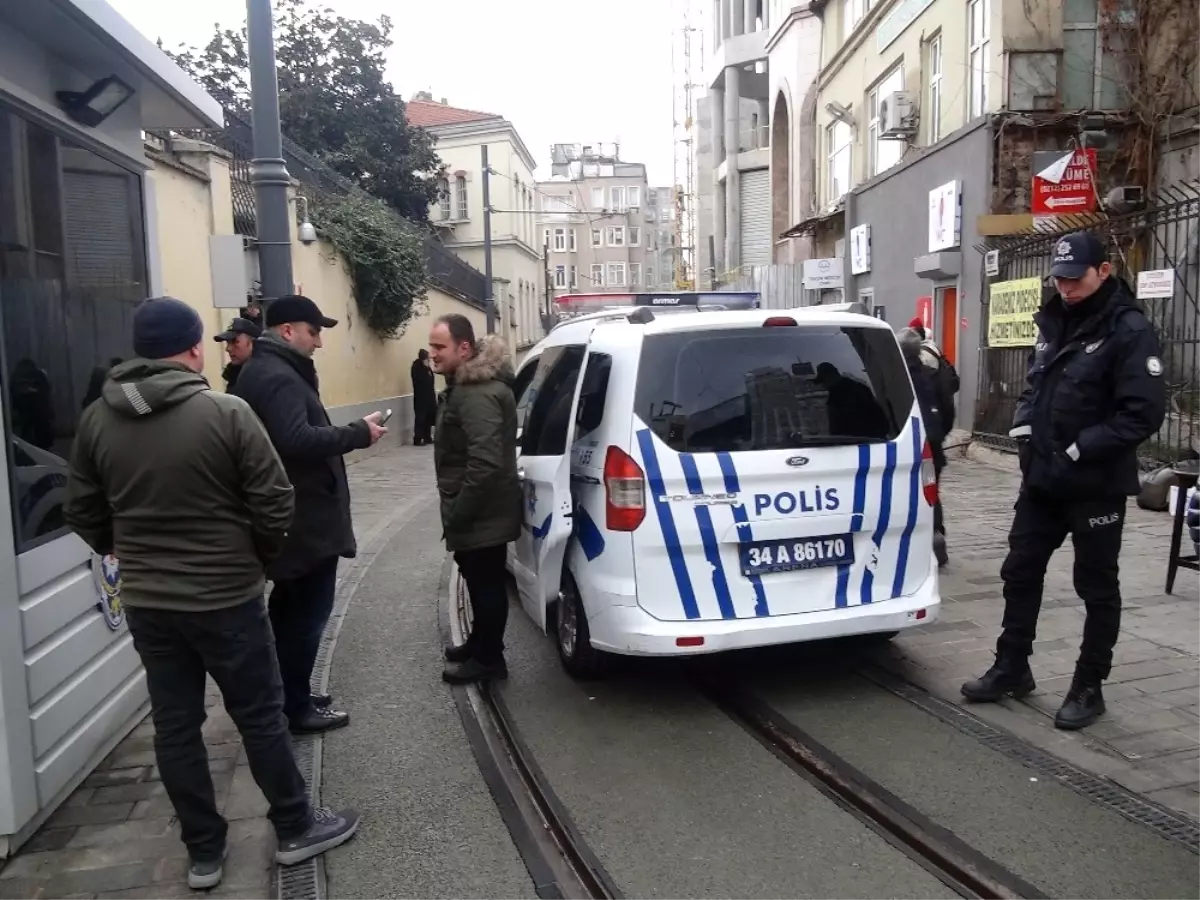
[378,408,393,425]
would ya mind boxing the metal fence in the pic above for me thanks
[149,105,487,307]
[718,264,814,309]
[974,181,1200,465]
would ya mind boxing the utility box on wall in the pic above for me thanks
[209,234,257,308]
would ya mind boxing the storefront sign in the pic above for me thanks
[987,277,1042,347]
[928,181,961,252]
[802,257,845,289]
[876,0,937,51]
[1032,149,1097,215]
[1136,268,1175,300]
[93,553,125,630]
[850,224,871,274]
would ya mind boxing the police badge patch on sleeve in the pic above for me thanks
[1146,356,1164,377]
[93,553,125,630]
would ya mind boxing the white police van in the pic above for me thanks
[507,291,941,677]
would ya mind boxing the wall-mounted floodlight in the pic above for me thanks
[56,75,135,128]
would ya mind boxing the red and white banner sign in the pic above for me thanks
[1032,149,1097,216]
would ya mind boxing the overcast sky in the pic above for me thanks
[108,0,682,186]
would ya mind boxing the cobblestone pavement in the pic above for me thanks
[875,456,1200,821]
[2,445,1195,897]
[0,449,419,900]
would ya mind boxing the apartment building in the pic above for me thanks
[646,186,680,289]
[407,93,544,350]
[774,0,1183,433]
[536,144,657,299]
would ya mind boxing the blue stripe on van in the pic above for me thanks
[680,454,736,620]
[859,441,898,606]
[574,504,606,561]
[836,444,874,608]
[636,429,701,620]
[716,452,769,617]
[891,418,923,599]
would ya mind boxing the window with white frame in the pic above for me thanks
[1062,0,1135,110]
[570,265,578,287]
[826,120,852,202]
[591,187,605,209]
[569,228,577,252]
[627,186,640,208]
[591,228,603,248]
[927,34,943,144]
[629,226,642,246]
[607,226,626,246]
[554,265,567,288]
[454,175,468,219]
[611,186,631,212]
[868,66,905,176]
[842,0,870,40]
[607,262,626,286]
[542,228,551,251]
[629,262,642,286]
[439,177,451,219]
[553,227,567,252]
[968,0,990,118]
[591,263,605,286]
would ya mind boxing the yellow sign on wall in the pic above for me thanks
[987,277,1042,347]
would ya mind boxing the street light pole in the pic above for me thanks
[246,0,294,301]
[481,144,496,334]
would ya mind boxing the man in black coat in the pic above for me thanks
[410,349,437,445]
[213,316,261,392]
[962,232,1167,730]
[234,295,387,734]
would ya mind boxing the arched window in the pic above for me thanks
[438,177,451,220]
[454,175,468,220]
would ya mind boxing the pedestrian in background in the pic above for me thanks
[213,316,261,392]
[428,313,521,684]
[962,232,1166,730]
[411,348,437,445]
[898,326,948,566]
[64,296,359,890]
[234,295,387,734]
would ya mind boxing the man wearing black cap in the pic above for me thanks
[962,231,1166,730]
[233,294,386,735]
[213,316,261,391]
[64,297,360,889]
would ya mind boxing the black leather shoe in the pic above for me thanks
[312,693,332,709]
[442,658,508,684]
[443,643,473,663]
[933,533,949,568]
[290,706,350,735]
[961,659,1036,702]
[1055,681,1105,730]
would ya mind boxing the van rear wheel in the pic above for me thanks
[556,571,608,679]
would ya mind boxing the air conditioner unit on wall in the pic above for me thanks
[880,91,919,139]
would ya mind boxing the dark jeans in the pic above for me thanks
[455,544,509,663]
[933,453,946,535]
[126,598,312,861]
[414,407,434,444]
[997,491,1126,680]
[269,555,339,723]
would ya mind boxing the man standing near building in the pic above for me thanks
[961,232,1166,730]
[64,297,359,890]
[429,313,521,684]
[214,316,261,391]
[234,295,387,734]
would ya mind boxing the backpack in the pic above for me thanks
[927,348,959,432]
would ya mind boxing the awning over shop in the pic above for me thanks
[781,199,845,239]
[0,0,222,129]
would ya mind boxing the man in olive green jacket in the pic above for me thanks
[65,297,360,888]
[429,313,521,683]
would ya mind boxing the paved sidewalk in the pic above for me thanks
[876,457,1200,820]
[0,450,416,899]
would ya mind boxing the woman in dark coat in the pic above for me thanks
[411,349,438,445]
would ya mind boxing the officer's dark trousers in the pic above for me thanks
[269,555,340,723]
[455,544,509,663]
[126,598,312,861]
[997,491,1126,680]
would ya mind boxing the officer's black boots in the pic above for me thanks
[960,656,1037,702]
[1054,674,1106,730]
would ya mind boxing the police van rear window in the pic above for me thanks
[633,326,914,453]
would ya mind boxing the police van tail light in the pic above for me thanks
[604,446,646,531]
[921,441,938,507]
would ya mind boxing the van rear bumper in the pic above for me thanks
[586,566,940,656]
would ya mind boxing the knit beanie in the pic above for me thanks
[133,297,204,360]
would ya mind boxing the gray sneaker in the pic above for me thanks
[276,807,360,866]
[188,852,225,890]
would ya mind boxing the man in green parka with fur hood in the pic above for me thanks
[429,313,522,684]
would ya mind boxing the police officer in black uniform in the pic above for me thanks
[961,232,1167,730]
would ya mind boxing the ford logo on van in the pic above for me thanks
[786,455,809,467]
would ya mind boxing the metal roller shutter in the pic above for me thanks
[739,168,771,266]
